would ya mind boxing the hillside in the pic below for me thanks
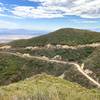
[84,47,100,82]
[15,46,95,63]
[0,74,100,100]
[0,51,99,88]
[0,52,69,86]
[9,28,100,47]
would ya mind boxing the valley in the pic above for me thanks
[0,50,100,88]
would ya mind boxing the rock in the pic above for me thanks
[52,55,62,60]
[84,69,93,74]
[42,56,49,60]
[56,45,62,49]
[45,44,55,49]
[23,53,30,57]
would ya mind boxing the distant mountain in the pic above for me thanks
[0,29,48,43]
[10,28,100,47]
[0,34,36,43]
[0,28,48,35]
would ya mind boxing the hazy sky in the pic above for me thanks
[0,0,100,31]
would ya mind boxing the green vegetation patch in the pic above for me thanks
[10,28,100,47]
[14,47,95,63]
[84,47,100,82]
[0,74,100,100]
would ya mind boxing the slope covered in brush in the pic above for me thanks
[0,53,69,86]
[15,47,94,63]
[9,28,100,47]
[0,52,96,88]
[84,47,100,82]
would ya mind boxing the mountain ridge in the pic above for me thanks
[9,28,100,47]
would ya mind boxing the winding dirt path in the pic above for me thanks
[0,51,100,88]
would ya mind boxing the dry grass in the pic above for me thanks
[0,74,99,100]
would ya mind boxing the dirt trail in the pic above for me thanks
[77,43,100,48]
[70,63,100,88]
[0,51,100,88]
[60,43,100,49]
[26,43,100,50]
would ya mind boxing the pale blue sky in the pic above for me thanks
[0,0,100,32]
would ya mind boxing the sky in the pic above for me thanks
[0,0,100,42]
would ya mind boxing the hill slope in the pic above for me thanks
[0,74,100,100]
[84,47,100,82]
[0,52,99,88]
[9,28,100,47]
[15,47,95,63]
[0,52,69,86]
